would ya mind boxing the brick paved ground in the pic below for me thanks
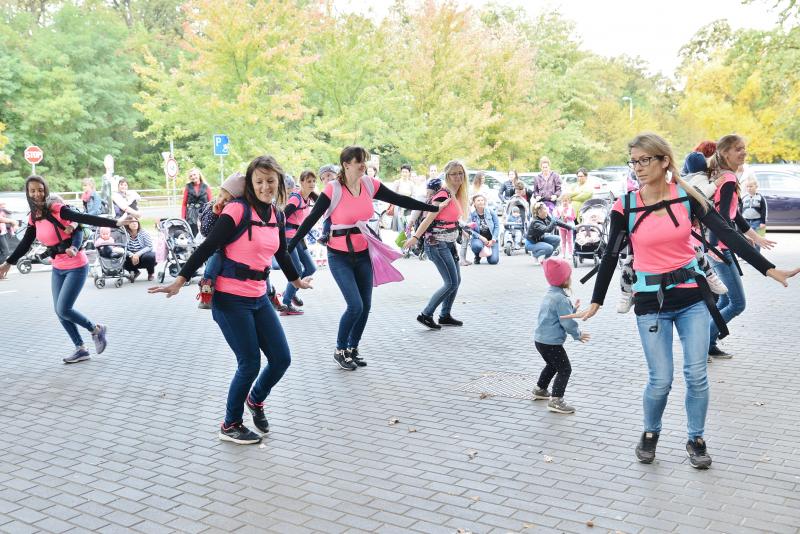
[1,232,799,534]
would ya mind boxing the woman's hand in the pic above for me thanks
[0,262,11,280]
[753,233,776,250]
[65,247,77,258]
[403,235,419,250]
[148,276,187,298]
[579,332,591,343]
[292,276,314,290]
[766,267,800,287]
[561,302,601,321]
[131,254,140,266]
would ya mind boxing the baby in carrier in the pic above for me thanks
[617,152,727,313]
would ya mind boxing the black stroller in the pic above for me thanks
[573,199,610,268]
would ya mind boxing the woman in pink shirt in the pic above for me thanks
[405,160,468,330]
[280,170,317,315]
[150,156,312,445]
[567,133,798,470]
[0,176,122,364]
[288,146,438,371]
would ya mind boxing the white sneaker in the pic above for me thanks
[617,290,633,313]
[705,270,728,295]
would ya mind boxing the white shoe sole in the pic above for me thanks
[218,432,261,444]
[547,406,575,414]
[63,356,91,364]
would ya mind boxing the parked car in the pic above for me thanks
[561,173,611,199]
[591,167,630,199]
[749,164,800,229]
[466,170,504,212]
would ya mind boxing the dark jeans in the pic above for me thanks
[212,291,291,426]
[124,251,156,276]
[51,264,95,347]
[423,241,461,317]
[283,242,317,305]
[535,341,572,398]
[328,249,373,350]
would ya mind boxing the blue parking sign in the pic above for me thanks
[213,134,230,157]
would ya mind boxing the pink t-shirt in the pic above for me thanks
[713,172,738,251]
[31,203,87,270]
[431,190,462,225]
[324,177,381,253]
[613,184,697,289]
[215,202,280,298]
[285,190,309,239]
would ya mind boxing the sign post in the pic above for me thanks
[24,145,44,174]
[162,142,179,209]
[213,134,230,184]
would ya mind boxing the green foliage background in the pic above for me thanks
[0,0,798,191]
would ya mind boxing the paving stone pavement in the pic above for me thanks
[1,232,799,534]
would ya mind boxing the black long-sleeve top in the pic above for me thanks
[716,182,752,232]
[177,204,299,282]
[287,183,437,250]
[6,207,118,265]
[590,196,775,315]
[526,216,571,243]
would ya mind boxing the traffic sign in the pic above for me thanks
[213,135,229,157]
[165,157,179,179]
[24,146,43,165]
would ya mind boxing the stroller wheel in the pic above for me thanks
[95,278,106,289]
[573,255,577,268]
[594,256,599,266]
[504,244,512,256]
[17,261,32,274]
[158,270,165,283]
[168,263,179,278]
[114,278,124,288]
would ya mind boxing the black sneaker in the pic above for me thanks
[333,349,357,370]
[438,315,463,327]
[417,313,441,330]
[348,347,366,367]
[218,422,262,444]
[246,396,269,433]
[686,437,712,469]
[292,295,303,307]
[708,346,732,359]
[635,431,659,464]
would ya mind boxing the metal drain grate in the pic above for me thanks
[455,371,538,399]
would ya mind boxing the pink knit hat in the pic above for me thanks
[542,257,572,287]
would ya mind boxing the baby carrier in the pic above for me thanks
[217,200,285,282]
[584,186,730,338]
[325,176,380,254]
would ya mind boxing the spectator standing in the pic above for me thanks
[112,178,142,219]
[532,157,562,213]
[182,168,213,236]
[741,178,768,252]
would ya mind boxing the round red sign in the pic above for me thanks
[24,146,43,165]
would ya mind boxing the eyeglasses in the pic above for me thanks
[447,171,465,177]
[627,156,663,169]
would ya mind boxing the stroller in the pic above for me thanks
[502,198,528,256]
[91,226,130,288]
[573,198,610,268]
[156,218,198,283]
[11,223,51,274]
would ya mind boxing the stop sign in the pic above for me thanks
[24,146,43,165]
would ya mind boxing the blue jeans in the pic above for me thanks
[636,300,710,439]
[51,264,95,347]
[470,238,499,265]
[203,251,223,280]
[212,291,291,426]
[328,250,373,350]
[283,243,316,305]
[525,234,561,259]
[709,249,746,349]
[423,241,461,317]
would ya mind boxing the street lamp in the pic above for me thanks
[622,96,633,122]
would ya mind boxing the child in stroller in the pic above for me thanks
[92,226,130,288]
[573,199,609,267]
[502,198,527,256]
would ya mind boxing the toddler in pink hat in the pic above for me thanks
[533,258,590,414]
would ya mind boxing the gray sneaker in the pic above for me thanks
[63,348,90,364]
[91,324,107,355]
[532,386,551,400]
[547,397,575,414]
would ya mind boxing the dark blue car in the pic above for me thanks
[750,164,800,229]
